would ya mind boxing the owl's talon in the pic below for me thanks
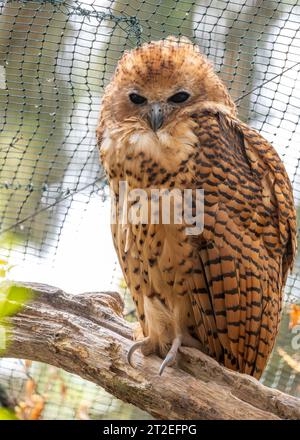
[159,352,176,376]
[127,337,151,367]
[127,340,144,367]
[159,336,182,376]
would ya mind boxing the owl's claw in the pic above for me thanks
[127,340,145,367]
[127,337,151,367]
[159,336,182,376]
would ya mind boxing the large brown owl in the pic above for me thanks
[97,37,297,379]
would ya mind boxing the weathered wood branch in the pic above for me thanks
[2,282,300,420]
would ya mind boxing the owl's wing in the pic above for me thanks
[189,111,296,378]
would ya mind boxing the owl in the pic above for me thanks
[97,37,297,379]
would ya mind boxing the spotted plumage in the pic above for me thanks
[97,37,296,378]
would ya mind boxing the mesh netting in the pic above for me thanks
[0,0,299,419]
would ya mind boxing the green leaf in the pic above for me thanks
[0,407,18,420]
[0,232,23,249]
[0,284,33,318]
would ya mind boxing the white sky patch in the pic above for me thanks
[7,197,122,295]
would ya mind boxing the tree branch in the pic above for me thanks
[2,282,300,420]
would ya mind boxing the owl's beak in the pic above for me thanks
[148,103,164,132]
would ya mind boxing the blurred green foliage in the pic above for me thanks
[0,238,32,420]
[0,407,18,420]
[0,283,33,354]
[0,235,33,353]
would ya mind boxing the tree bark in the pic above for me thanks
[2,282,300,420]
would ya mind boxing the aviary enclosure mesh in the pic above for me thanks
[0,0,299,419]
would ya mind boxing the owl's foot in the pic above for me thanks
[159,336,182,376]
[127,334,201,374]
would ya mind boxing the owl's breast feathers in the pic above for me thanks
[99,108,296,379]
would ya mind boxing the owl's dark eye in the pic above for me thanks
[168,91,190,104]
[129,93,147,105]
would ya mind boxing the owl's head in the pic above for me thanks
[99,37,236,135]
